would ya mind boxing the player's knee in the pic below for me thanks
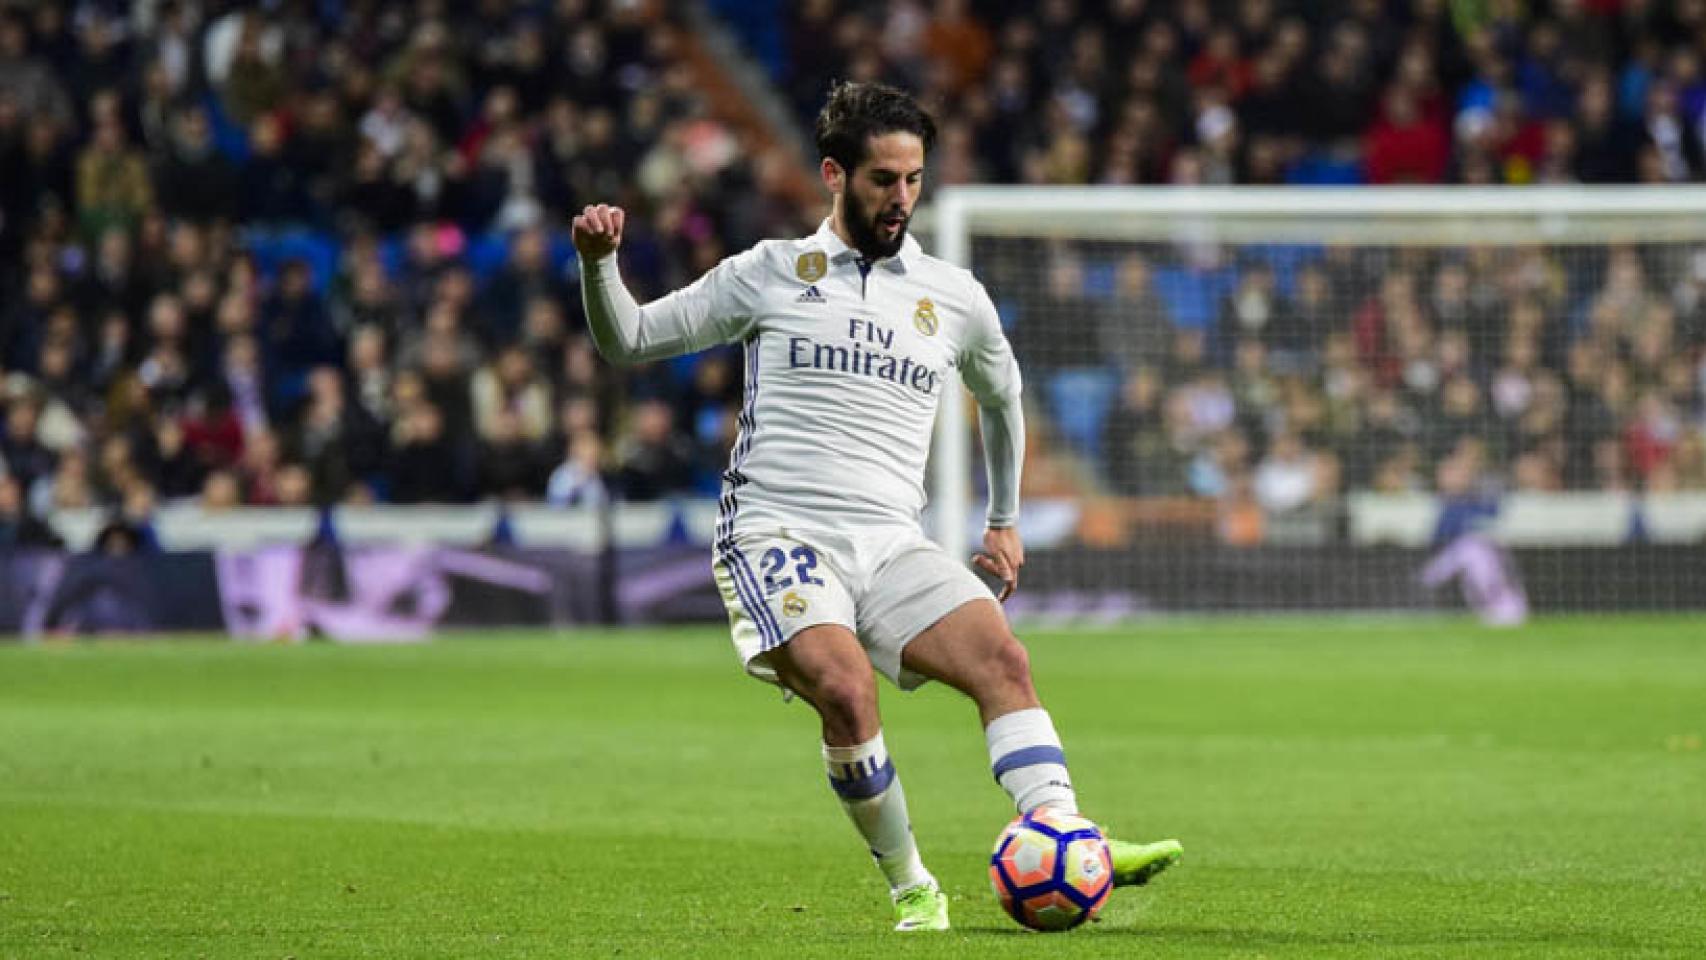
[815,669,876,714]
[988,637,1035,699]
[811,669,879,737]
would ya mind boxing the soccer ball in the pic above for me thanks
[988,808,1113,931]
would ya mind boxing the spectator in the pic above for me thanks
[478,409,546,501]
[415,322,478,438]
[1365,86,1450,184]
[1574,72,1639,183]
[0,12,71,126]
[389,401,468,503]
[1188,429,1252,500]
[1429,375,1494,465]
[1624,390,1682,486]
[1281,263,1334,367]
[274,463,315,507]
[342,137,417,233]
[220,335,269,438]
[151,418,203,501]
[261,259,342,408]
[33,339,90,432]
[615,400,695,501]
[12,114,73,237]
[1253,430,1339,513]
[922,0,993,95]
[1228,339,1280,428]
[241,114,310,226]
[153,106,240,225]
[78,227,150,320]
[479,227,571,344]
[294,366,382,505]
[332,255,404,340]
[345,325,394,427]
[0,472,61,548]
[183,382,245,472]
[1,390,55,491]
[1216,261,1299,363]
[520,296,572,380]
[1014,254,1106,371]
[239,427,286,505]
[677,352,740,452]
[1100,254,1174,375]
[76,116,152,238]
[1102,368,1183,496]
[220,18,288,126]
[200,468,242,511]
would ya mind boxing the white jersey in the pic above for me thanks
[582,220,1023,543]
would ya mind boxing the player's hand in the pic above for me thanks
[974,526,1024,602]
[572,203,625,260]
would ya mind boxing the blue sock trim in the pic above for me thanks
[991,744,1067,781]
[828,757,897,800]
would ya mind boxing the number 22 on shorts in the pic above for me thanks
[759,545,826,595]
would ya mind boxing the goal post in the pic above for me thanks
[929,186,1706,617]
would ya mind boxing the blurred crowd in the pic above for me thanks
[6,1,1706,553]
[776,0,1706,186]
[764,0,1706,535]
[986,238,1706,542]
[0,0,809,546]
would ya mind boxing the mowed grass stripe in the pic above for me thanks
[2,618,1703,958]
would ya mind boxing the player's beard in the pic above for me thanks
[842,186,909,260]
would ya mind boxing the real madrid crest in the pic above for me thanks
[913,297,938,336]
[781,591,808,618]
[796,251,827,284]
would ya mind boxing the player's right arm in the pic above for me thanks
[573,203,760,364]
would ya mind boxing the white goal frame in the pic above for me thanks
[928,185,1706,554]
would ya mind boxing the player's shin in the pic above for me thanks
[823,731,933,893]
[985,707,1079,814]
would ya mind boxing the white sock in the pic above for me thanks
[823,731,933,893]
[985,707,1079,814]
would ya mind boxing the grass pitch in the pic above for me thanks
[1,618,1703,959]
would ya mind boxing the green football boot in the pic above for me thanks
[891,880,950,932]
[1106,837,1183,887]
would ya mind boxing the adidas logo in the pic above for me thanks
[795,285,826,304]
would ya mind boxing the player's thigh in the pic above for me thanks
[714,533,857,684]
[899,593,1033,700]
[858,535,1002,691]
[760,622,875,710]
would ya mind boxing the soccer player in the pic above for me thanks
[574,81,1181,932]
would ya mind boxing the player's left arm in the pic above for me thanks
[959,278,1025,601]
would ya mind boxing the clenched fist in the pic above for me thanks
[572,203,625,260]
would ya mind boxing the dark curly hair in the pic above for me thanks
[814,81,937,172]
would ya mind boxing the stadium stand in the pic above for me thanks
[1,0,1704,555]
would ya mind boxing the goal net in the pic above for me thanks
[928,187,1706,621]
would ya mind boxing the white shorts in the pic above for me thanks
[712,525,996,691]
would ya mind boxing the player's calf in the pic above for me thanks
[823,731,936,904]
